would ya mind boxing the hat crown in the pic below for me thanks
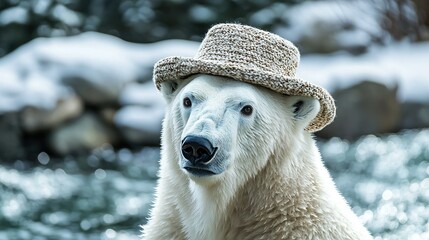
[153,23,336,132]
[195,24,300,77]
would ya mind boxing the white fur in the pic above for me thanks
[142,75,372,240]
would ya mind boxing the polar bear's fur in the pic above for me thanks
[142,74,372,240]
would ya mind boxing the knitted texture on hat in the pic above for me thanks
[153,23,336,132]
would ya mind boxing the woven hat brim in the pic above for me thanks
[153,56,336,132]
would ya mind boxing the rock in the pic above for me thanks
[274,1,379,54]
[0,32,198,107]
[317,81,401,140]
[99,108,117,125]
[0,112,24,161]
[295,22,369,54]
[399,102,429,129]
[114,82,165,146]
[61,73,128,106]
[48,113,117,155]
[0,68,71,114]
[20,94,83,132]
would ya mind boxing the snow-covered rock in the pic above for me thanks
[115,106,164,146]
[119,81,164,107]
[0,69,72,114]
[0,32,199,110]
[0,32,198,157]
[298,41,429,103]
[1,28,429,156]
[115,82,165,145]
[298,41,429,138]
[268,0,382,54]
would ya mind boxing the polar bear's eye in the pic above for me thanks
[183,97,192,108]
[241,105,253,116]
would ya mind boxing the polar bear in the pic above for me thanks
[141,74,372,240]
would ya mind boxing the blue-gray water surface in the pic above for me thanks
[1,129,429,240]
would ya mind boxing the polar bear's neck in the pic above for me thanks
[185,181,231,240]
[181,135,326,240]
[219,138,325,238]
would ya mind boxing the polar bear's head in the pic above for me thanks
[160,74,320,187]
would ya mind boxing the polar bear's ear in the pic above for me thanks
[159,76,196,102]
[287,96,320,129]
[159,80,179,101]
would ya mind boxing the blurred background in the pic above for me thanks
[0,0,429,239]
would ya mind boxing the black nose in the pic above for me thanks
[181,136,216,164]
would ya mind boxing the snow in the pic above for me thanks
[51,4,82,27]
[0,28,428,117]
[0,32,199,113]
[0,69,72,113]
[114,106,164,133]
[0,6,29,25]
[115,82,165,143]
[21,73,72,109]
[33,0,52,15]
[297,41,429,102]
[119,82,164,107]
[276,0,381,40]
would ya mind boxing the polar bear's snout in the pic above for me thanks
[180,135,223,177]
[181,136,217,165]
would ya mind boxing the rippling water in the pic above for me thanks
[0,147,159,240]
[319,129,429,240]
[1,129,428,239]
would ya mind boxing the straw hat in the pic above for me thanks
[153,23,335,132]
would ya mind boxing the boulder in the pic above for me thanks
[274,1,379,54]
[399,102,429,129]
[0,112,24,161]
[20,94,83,132]
[114,106,164,146]
[48,113,117,155]
[114,82,165,145]
[317,81,401,140]
[61,73,129,106]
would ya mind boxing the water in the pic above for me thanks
[1,129,429,239]
[0,146,159,240]
[319,129,429,240]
